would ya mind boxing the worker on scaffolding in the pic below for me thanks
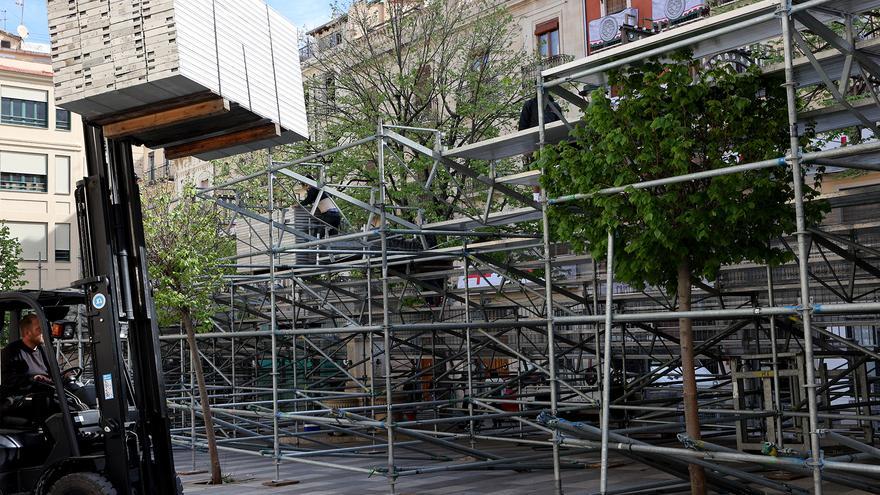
[301,178,342,237]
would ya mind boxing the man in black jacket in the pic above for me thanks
[517,94,563,131]
[301,182,342,237]
[1,314,52,391]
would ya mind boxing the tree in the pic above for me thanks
[0,221,25,292]
[290,0,532,227]
[540,55,826,494]
[143,186,234,484]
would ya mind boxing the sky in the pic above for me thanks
[1,0,333,47]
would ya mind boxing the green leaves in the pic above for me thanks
[540,57,826,292]
[143,186,234,333]
[0,221,25,291]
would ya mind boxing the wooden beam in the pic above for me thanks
[164,123,281,160]
[103,98,230,139]
[92,91,216,125]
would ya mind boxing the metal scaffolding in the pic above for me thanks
[88,0,880,493]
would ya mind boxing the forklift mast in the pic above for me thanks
[74,123,178,494]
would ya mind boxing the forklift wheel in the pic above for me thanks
[48,473,117,495]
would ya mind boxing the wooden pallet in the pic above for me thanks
[94,93,282,159]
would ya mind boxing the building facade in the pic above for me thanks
[131,146,215,195]
[298,0,589,138]
[0,30,84,290]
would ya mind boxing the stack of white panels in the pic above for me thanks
[48,0,308,159]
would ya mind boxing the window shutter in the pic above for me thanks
[55,155,71,194]
[535,18,559,36]
[1,86,48,103]
[0,151,48,175]
[6,222,48,261]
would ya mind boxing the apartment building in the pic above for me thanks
[303,0,588,63]
[132,146,215,195]
[0,30,83,290]
[299,0,590,143]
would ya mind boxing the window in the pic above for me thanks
[1,87,49,128]
[319,31,343,50]
[470,48,490,72]
[605,0,627,15]
[535,19,560,58]
[55,155,71,195]
[5,222,48,261]
[414,65,433,108]
[0,151,48,192]
[148,152,155,181]
[56,109,71,131]
[325,75,336,104]
[1,40,11,49]
[55,224,71,262]
[163,159,171,179]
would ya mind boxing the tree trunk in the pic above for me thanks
[677,261,706,495]
[182,309,223,484]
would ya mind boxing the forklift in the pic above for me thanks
[0,124,181,494]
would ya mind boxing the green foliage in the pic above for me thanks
[143,186,235,331]
[540,55,828,292]
[0,221,25,292]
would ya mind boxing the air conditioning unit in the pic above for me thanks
[588,8,639,50]
[651,0,707,25]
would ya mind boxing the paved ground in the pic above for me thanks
[176,448,672,494]
[174,442,876,494]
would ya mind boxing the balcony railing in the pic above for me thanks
[300,43,316,61]
[1,113,49,128]
[521,54,576,88]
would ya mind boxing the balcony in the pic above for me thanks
[522,54,576,88]
[588,8,641,52]
[588,0,715,54]
[300,43,316,62]
[648,0,711,32]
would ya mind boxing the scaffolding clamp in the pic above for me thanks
[774,0,793,18]
[677,433,703,451]
[804,449,825,470]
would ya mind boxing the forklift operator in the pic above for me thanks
[1,314,53,390]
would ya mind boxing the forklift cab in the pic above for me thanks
[0,290,115,494]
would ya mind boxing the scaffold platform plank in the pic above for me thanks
[763,36,880,87]
[423,207,542,231]
[443,121,569,161]
[496,169,542,187]
[801,96,880,133]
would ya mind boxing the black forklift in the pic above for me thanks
[0,125,180,494]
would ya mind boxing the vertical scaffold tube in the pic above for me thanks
[537,71,564,495]
[378,122,397,494]
[463,242,476,448]
[767,265,784,446]
[779,1,823,492]
[268,151,281,482]
[599,232,614,494]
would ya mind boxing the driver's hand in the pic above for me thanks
[33,374,52,384]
